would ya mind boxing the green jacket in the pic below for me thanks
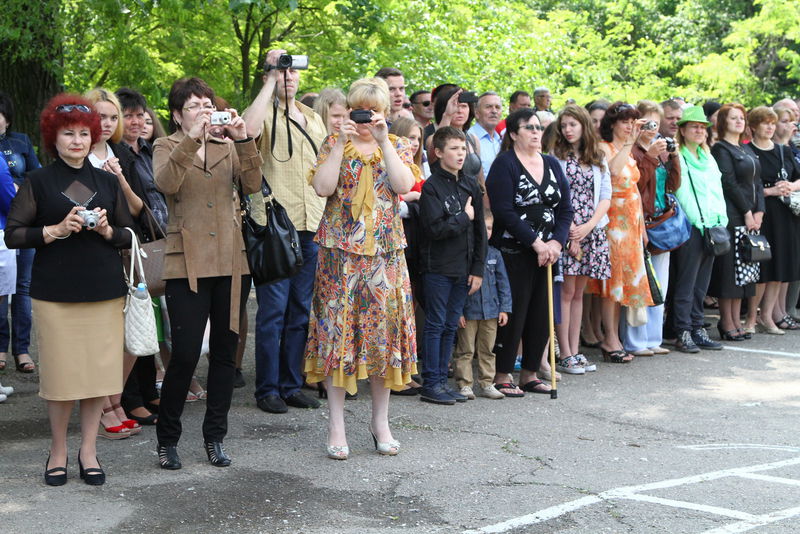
[674,145,728,232]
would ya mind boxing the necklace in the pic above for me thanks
[751,139,774,150]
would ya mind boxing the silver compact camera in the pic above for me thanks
[78,209,100,229]
[642,120,658,131]
[210,111,232,125]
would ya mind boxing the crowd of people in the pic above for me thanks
[2,51,800,486]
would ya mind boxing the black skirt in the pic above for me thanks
[759,196,800,283]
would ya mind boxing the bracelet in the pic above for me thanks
[623,142,634,147]
[44,226,70,240]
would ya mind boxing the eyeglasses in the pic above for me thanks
[414,100,432,107]
[520,124,545,132]
[56,105,91,113]
[402,102,413,109]
[183,104,216,112]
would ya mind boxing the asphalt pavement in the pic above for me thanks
[1,297,800,534]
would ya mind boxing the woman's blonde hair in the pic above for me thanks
[84,88,124,143]
[389,117,423,167]
[313,88,347,134]
[636,99,663,120]
[347,77,390,117]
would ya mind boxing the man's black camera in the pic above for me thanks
[350,109,373,124]
[658,134,677,153]
[458,91,478,104]
[271,54,309,71]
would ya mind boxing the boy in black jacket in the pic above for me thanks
[418,127,487,404]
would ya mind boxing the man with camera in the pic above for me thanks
[468,92,503,177]
[243,49,327,414]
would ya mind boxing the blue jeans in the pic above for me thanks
[422,273,468,389]
[0,248,34,355]
[254,232,318,400]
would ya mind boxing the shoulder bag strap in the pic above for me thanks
[681,154,707,228]
[288,117,318,157]
[124,227,147,287]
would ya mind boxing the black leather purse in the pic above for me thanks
[738,231,772,262]
[240,177,303,286]
[685,162,731,257]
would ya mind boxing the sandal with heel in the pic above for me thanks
[601,348,633,363]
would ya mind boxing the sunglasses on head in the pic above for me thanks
[521,124,545,132]
[616,103,635,112]
[56,105,92,113]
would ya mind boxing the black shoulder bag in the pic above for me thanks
[684,156,731,257]
[239,177,303,286]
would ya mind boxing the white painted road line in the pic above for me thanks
[735,472,800,487]
[722,346,800,358]
[700,505,800,534]
[465,455,800,533]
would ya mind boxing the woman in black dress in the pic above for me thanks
[743,106,800,334]
[708,103,764,340]
[485,108,573,396]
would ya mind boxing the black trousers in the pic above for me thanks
[156,276,250,446]
[495,249,550,374]
[121,355,158,412]
[670,227,714,333]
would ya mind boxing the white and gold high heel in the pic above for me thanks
[369,424,400,456]
[326,445,349,460]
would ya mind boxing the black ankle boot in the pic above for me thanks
[78,451,105,486]
[204,441,231,467]
[157,444,182,470]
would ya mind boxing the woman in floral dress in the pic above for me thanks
[548,104,611,373]
[305,77,418,460]
[587,102,653,363]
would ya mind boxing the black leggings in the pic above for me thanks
[495,250,550,374]
[156,276,250,446]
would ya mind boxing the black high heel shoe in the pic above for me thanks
[44,455,67,486]
[204,441,231,467]
[78,450,105,486]
[157,444,182,470]
[717,323,743,341]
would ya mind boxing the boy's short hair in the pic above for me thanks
[432,126,466,152]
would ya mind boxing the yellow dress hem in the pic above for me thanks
[304,360,419,396]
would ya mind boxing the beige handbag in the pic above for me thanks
[123,228,159,356]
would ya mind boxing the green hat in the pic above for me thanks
[677,105,711,127]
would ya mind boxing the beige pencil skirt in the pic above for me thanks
[32,297,125,401]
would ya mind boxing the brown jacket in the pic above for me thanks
[154,131,262,331]
[632,144,681,219]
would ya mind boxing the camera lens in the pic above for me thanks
[277,54,292,69]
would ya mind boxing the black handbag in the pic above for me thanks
[684,160,731,257]
[643,250,664,305]
[240,176,303,286]
[738,231,772,263]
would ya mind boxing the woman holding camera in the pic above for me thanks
[621,100,681,356]
[305,77,418,459]
[5,94,135,485]
[153,77,262,470]
[587,102,653,363]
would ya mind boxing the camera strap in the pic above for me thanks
[270,70,318,162]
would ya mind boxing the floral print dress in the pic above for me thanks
[561,155,611,279]
[303,134,419,394]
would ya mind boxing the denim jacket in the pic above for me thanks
[462,245,512,320]
[0,131,41,186]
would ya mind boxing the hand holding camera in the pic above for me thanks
[188,110,211,142]
[646,137,668,159]
[365,111,388,144]
[216,109,247,140]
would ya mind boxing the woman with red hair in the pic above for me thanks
[4,94,134,486]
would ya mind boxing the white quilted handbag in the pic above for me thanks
[123,228,159,356]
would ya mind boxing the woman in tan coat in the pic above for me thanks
[153,77,261,470]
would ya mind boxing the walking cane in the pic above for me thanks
[546,262,557,399]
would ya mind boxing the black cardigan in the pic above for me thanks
[711,140,765,226]
[485,150,573,250]
[4,158,134,302]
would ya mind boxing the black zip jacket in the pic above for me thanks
[418,165,487,278]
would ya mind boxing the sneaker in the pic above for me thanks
[675,330,700,354]
[0,382,13,396]
[420,387,456,405]
[556,355,586,375]
[575,353,596,372]
[477,384,505,399]
[0,393,6,403]
[459,386,476,400]
[692,328,723,350]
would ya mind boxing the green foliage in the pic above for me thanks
[3,0,800,125]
